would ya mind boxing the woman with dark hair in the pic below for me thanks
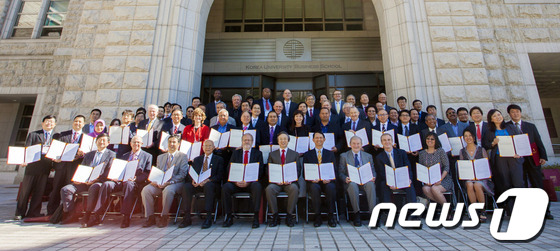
[482,109,523,215]
[297,102,314,127]
[366,106,378,127]
[460,128,494,222]
[288,110,310,137]
[109,119,121,127]
[418,132,453,205]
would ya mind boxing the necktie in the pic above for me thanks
[243,126,248,130]
[346,117,350,123]
[269,126,274,144]
[45,132,51,146]
[252,118,256,127]
[128,152,136,161]
[515,122,522,133]
[203,156,209,172]
[476,124,482,141]
[352,121,356,131]
[281,149,286,165]
[278,115,281,126]
[72,132,78,143]
[382,124,386,132]
[147,120,154,132]
[244,150,249,164]
[286,102,290,116]
[266,100,270,110]
[174,125,178,135]
[388,152,396,169]
[336,102,340,114]
[405,126,409,136]
[317,149,322,164]
[94,152,102,166]
[354,153,360,166]
[309,108,313,117]
[166,154,173,171]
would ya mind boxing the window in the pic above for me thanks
[6,0,68,39]
[224,0,364,32]
[15,105,35,146]
[543,108,558,138]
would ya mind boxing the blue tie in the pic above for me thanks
[354,153,360,166]
[405,126,409,136]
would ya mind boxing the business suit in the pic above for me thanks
[375,148,416,203]
[138,118,164,164]
[82,123,95,134]
[303,148,337,216]
[260,124,286,146]
[438,121,469,138]
[182,154,224,217]
[93,149,152,218]
[16,129,58,218]
[276,112,290,130]
[60,149,116,214]
[356,105,369,120]
[339,150,376,213]
[312,120,344,153]
[507,120,548,189]
[141,152,189,217]
[162,121,186,136]
[396,122,422,196]
[304,112,316,128]
[342,119,373,152]
[382,104,394,112]
[222,148,264,215]
[206,101,220,119]
[249,116,266,131]
[283,100,298,119]
[228,106,243,126]
[466,121,489,147]
[211,123,237,164]
[47,130,84,215]
[331,100,345,116]
[265,148,300,214]
[255,98,274,121]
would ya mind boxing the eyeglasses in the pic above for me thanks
[426,138,435,141]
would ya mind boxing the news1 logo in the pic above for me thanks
[368,188,549,241]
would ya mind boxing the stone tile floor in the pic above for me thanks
[0,184,559,250]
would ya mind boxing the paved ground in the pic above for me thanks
[0,183,559,251]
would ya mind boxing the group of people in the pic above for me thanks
[14,88,553,230]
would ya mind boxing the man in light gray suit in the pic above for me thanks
[339,136,376,226]
[265,132,300,227]
[141,135,188,228]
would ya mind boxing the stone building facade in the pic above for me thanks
[0,0,559,165]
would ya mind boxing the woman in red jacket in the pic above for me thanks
[182,108,210,145]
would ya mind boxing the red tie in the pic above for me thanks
[174,126,178,135]
[244,150,249,164]
[281,149,286,165]
[72,132,78,143]
[265,100,270,110]
[476,124,482,141]
[309,109,313,117]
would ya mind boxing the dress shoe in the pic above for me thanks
[201,217,212,229]
[328,215,337,227]
[222,214,233,227]
[178,217,192,228]
[269,213,279,227]
[142,215,157,227]
[353,212,362,227]
[546,212,554,220]
[80,212,91,227]
[313,216,322,227]
[13,215,22,221]
[286,214,295,227]
[252,214,260,228]
[61,211,79,225]
[157,216,169,228]
[84,214,100,228]
[121,217,130,228]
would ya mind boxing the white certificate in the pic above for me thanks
[268,163,283,184]
[385,165,396,188]
[345,131,355,147]
[228,163,245,182]
[89,163,105,182]
[355,128,370,146]
[72,165,93,183]
[416,163,430,185]
[408,133,422,152]
[497,136,516,157]
[137,129,154,147]
[122,160,138,181]
[107,158,127,180]
[474,158,492,180]
[386,165,410,189]
[162,165,175,185]
[283,162,298,183]
[208,129,222,148]
[228,129,243,148]
[148,166,164,185]
[457,160,475,180]
[359,163,374,184]
[287,135,297,151]
[61,143,80,162]
[245,130,257,148]
[198,168,212,183]
[188,166,199,183]
[296,137,310,154]
[46,140,66,160]
[109,126,122,144]
[121,126,130,145]
[513,134,532,157]
[304,163,320,181]
[428,163,442,185]
[372,129,383,147]
[80,134,95,153]
[243,162,260,182]
[159,131,170,151]
[449,137,465,156]
[179,140,192,155]
[324,133,336,150]
[319,163,336,180]
[438,133,452,153]
[7,146,25,165]
[218,131,230,149]
[189,142,202,161]
[25,144,42,163]
[397,134,410,152]
[347,164,360,184]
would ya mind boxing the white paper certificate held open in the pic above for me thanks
[228,163,260,182]
[497,134,532,157]
[268,162,298,184]
[46,140,80,162]
[416,163,442,185]
[385,165,410,189]
[148,166,175,186]
[457,158,492,180]
[304,163,335,181]
[71,163,105,183]
[7,144,42,165]
[347,163,374,185]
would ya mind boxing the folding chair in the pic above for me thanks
[265,191,299,223]
[101,191,138,222]
[190,192,219,223]
[344,190,370,222]
[305,193,339,223]
[228,192,256,219]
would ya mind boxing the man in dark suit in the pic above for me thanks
[137,104,165,163]
[331,90,345,116]
[304,132,337,227]
[82,109,102,134]
[466,106,489,147]
[222,133,264,228]
[342,107,373,153]
[421,114,445,144]
[305,94,320,123]
[412,99,426,124]
[507,104,553,219]
[59,133,116,226]
[47,115,86,216]
[259,111,286,146]
[113,110,135,158]
[265,132,300,227]
[206,90,222,119]
[375,134,417,204]
[356,93,370,120]
[373,109,399,133]
[339,136,376,226]
[228,94,243,126]
[255,88,274,121]
[274,101,290,129]
[321,101,340,127]
[162,108,186,136]
[180,140,224,228]
[426,105,445,127]
[86,135,152,228]
[378,93,393,112]
[313,108,344,154]
[282,89,298,120]
[396,110,422,196]
[16,115,58,220]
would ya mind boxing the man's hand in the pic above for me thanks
[159,182,170,189]
[322,179,331,184]
[540,159,546,166]
[331,147,338,153]
[345,177,351,184]
[236,181,248,188]
[53,159,62,163]
[312,179,320,184]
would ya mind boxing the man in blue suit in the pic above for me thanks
[438,108,469,138]
[375,134,416,204]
